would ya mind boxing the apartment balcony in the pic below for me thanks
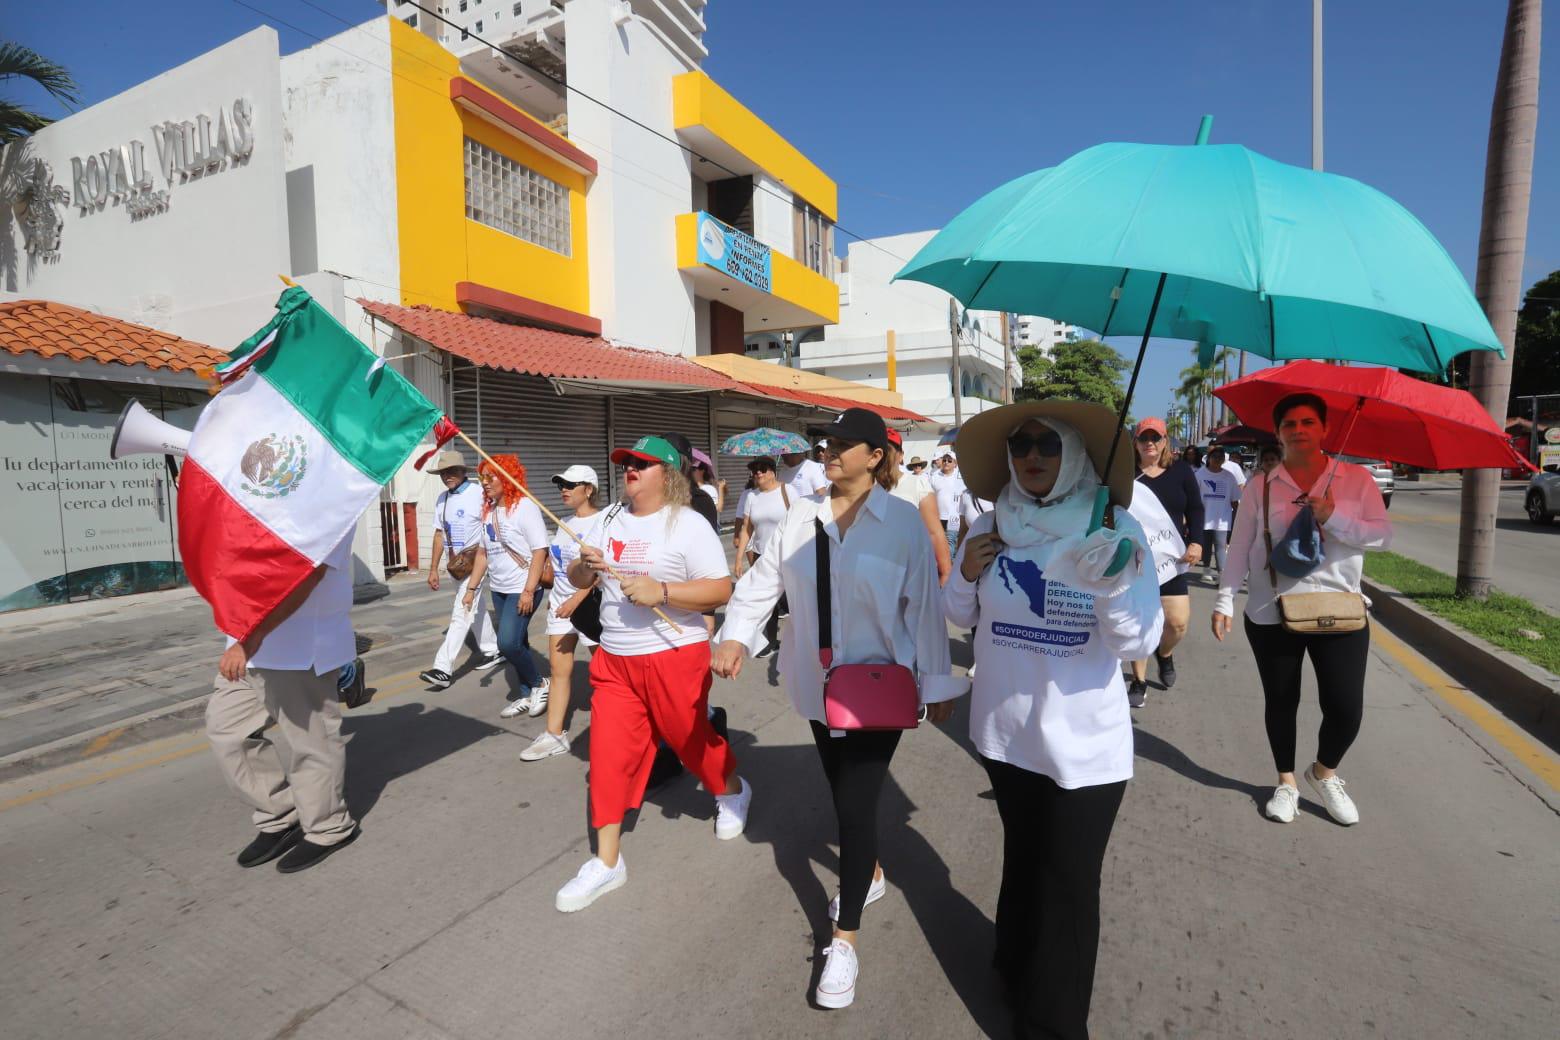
[676,212,839,332]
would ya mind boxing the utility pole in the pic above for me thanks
[950,298,963,425]
[1312,0,1324,172]
[1001,312,1013,404]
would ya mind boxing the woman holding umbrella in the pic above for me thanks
[945,401,1163,1038]
[1211,393,1391,826]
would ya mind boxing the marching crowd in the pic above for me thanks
[203,392,1390,1038]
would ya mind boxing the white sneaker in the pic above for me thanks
[1265,783,1300,823]
[713,777,752,840]
[555,855,626,912]
[828,871,887,922]
[814,938,858,1009]
[1305,766,1360,825]
[519,730,570,762]
[500,696,531,719]
[527,679,550,717]
[474,652,504,671]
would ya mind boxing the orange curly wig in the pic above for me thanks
[478,454,528,510]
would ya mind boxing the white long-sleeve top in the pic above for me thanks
[718,485,967,723]
[1216,460,1392,625]
[944,511,1164,788]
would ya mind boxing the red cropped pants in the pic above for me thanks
[587,642,737,829]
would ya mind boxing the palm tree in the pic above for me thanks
[1457,0,1541,600]
[0,42,79,143]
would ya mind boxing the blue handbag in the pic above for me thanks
[1265,474,1326,579]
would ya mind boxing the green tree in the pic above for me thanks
[1512,269,1560,403]
[1016,338,1129,411]
[0,42,79,143]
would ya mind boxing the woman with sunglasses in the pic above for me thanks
[944,402,1163,1039]
[554,436,748,913]
[464,455,551,718]
[1212,394,1391,826]
[714,408,961,1010]
[1125,417,1204,708]
[520,465,602,762]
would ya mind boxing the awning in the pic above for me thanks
[358,299,926,422]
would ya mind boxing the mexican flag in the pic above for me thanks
[181,287,446,639]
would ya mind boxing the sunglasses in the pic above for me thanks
[621,457,657,471]
[1136,431,1163,443]
[1006,431,1064,458]
[555,480,583,491]
[907,463,927,471]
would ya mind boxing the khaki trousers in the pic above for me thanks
[205,668,356,845]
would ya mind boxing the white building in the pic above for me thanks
[759,230,1011,458]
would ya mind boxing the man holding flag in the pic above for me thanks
[182,286,448,873]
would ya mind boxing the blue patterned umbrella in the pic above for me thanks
[719,427,811,457]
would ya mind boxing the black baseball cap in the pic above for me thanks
[807,407,889,453]
[659,431,696,471]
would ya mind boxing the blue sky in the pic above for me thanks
[8,0,1556,422]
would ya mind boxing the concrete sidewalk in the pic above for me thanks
[0,581,1555,1038]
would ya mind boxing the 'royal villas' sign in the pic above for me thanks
[70,99,256,220]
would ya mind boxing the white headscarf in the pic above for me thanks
[991,418,1100,548]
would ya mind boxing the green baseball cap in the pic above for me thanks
[610,435,681,469]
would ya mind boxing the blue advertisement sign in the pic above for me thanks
[695,212,772,294]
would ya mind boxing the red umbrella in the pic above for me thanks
[1211,361,1536,472]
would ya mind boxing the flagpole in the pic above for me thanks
[454,430,683,633]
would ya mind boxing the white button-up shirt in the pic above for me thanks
[229,536,355,675]
[1216,459,1392,625]
[718,485,966,724]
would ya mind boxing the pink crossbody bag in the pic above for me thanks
[815,518,921,731]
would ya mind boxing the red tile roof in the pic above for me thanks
[0,299,224,373]
[358,299,927,422]
[743,382,927,422]
[359,299,744,391]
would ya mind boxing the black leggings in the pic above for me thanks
[984,757,1126,1040]
[1244,616,1370,773]
[808,721,901,932]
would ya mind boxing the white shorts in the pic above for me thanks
[546,611,597,646]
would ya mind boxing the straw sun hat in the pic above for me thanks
[953,401,1135,509]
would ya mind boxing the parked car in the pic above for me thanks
[1339,455,1395,508]
[1526,466,1560,525]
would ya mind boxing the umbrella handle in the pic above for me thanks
[1087,486,1134,578]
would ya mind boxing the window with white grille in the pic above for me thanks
[463,137,571,255]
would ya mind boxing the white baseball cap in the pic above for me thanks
[551,465,599,487]
[937,447,957,461]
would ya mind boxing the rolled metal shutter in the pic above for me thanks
[451,362,610,520]
[608,393,716,509]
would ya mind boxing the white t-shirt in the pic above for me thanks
[228,536,354,675]
[739,485,790,556]
[944,511,1165,788]
[958,489,993,527]
[436,481,485,553]
[1196,465,1244,531]
[480,497,548,594]
[699,483,719,507]
[579,505,731,656]
[929,467,966,522]
[778,458,828,498]
[889,472,933,507]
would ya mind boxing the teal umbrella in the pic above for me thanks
[896,117,1503,567]
[895,133,1502,373]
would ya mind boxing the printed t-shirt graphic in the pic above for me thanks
[583,506,730,656]
[988,554,1093,656]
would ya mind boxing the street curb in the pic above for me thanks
[1363,577,1560,748]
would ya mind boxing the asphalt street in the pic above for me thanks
[1383,480,1558,615]
[1,578,1555,1039]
